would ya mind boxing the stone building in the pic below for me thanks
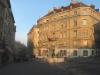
[28,1,100,60]
[0,0,16,65]
[94,22,100,56]
[28,25,39,58]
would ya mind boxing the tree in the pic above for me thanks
[14,41,29,62]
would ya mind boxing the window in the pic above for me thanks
[49,49,55,57]
[74,30,77,33]
[46,19,49,22]
[38,50,41,56]
[60,23,64,28]
[73,50,77,56]
[74,18,77,27]
[62,50,67,56]
[92,50,95,56]
[83,40,88,46]
[73,40,77,47]
[0,18,3,33]
[53,17,56,20]
[74,11,77,15]
[73,30,77,37]
[82,11,87,15]
[43,50,48,56]
[83,50,88,56]
[81,31,88,38]
[43,19,49,23]
[82,19,87,25]
[0,5,3,17]
[58,50,67,57]
[61,15,63,17]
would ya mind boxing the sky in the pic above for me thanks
[10,0,100,45]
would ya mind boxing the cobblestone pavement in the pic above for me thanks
[0,58,100,75]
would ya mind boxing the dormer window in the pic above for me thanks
[61,15,63,17]
[46,20,49,22]
[43,19,49,23]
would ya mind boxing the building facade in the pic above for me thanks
[28,1,100,60]
[0,0,16,65]
[28,26,39,58]
[94,22,100,56]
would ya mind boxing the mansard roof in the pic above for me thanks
[38,2,100,22]
[46,2,88,16]
[7,0,11,8]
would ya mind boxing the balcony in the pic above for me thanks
[47,36,58,41]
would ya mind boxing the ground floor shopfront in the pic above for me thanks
[0,48,14,66]
[34,48,97,63]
